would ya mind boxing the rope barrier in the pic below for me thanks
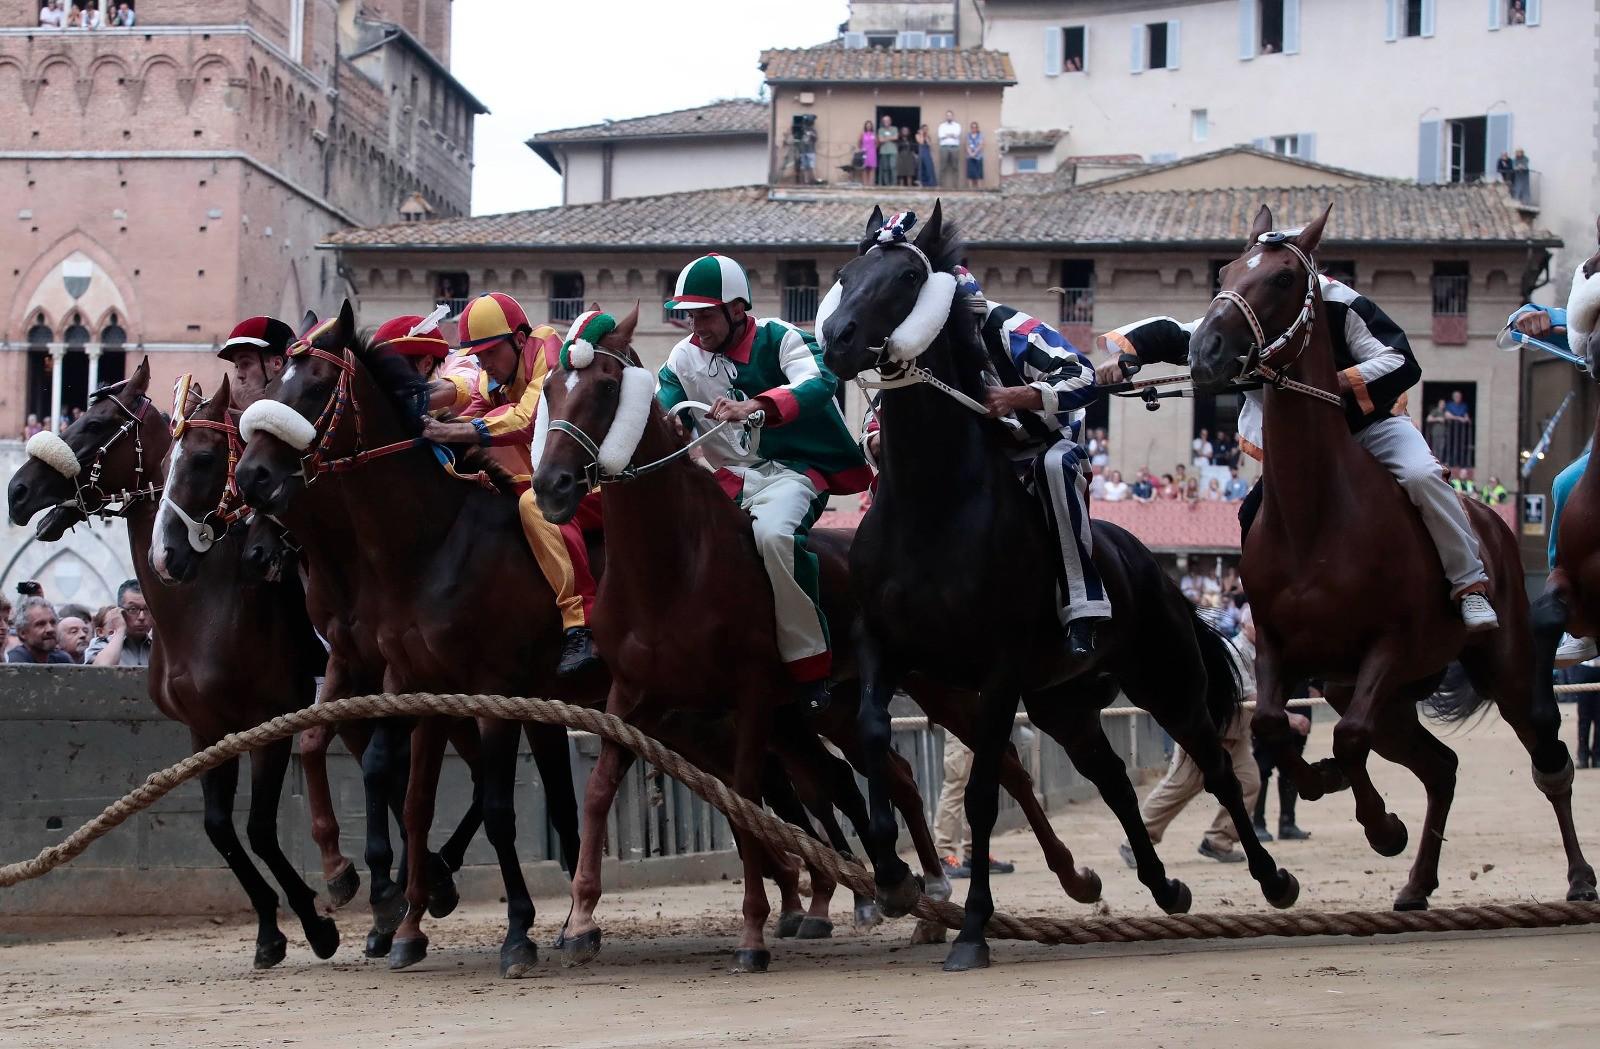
[2,691,1598,946]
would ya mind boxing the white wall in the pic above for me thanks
[990,0,1599,297]
[559,139,770,205]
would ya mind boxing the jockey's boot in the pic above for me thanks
[1067,619,1097,658]
[556,626,601,677]
[797,679,831,716]
[1459,593,1500,633]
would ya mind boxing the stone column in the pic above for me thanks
[49,345,65,433]
[86,343,102,396]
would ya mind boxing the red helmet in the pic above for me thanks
[456,292,531,353]
[371,313,450,359]
[219,316,294,363]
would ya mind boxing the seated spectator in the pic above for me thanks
[86,579,153,667]
[1102,470,1129,502]
[1174,464,1189,488]
[1183,477,1200,502]
[1091,435,1110,470]
[1223,466,1250,501]
[1159,473,1180,500]
[1131,468,1155,503]
[5,597,74,664]
[1088,469,1107,501]
[1203,478,1224,501]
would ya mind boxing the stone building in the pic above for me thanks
[0,0,482,439]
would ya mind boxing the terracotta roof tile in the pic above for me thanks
[528,99,768,145]
[760,45,1016,85]
[1000,128,1066,151]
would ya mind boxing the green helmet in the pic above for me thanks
[664,254,752,311]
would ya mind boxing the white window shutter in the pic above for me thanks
[1081,26,1090,72]
[1486,112,1513,172]
[1385,0,1399,40]
[1417,120,1442,183]
[1044,27,1063,76]
[1239,0,1257,59]
[1527,0,1542,25]
[1298,132,1316,161]
[1284,0,1302,53]
[1167,20,1182,68]
[843,31,867,49]
[1131,24,1146,73]
[1252,137,1269,151]
[1422,0,1436,37]
[1488,0,1502,30]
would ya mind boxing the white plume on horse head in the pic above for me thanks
[1566,260,1600,366]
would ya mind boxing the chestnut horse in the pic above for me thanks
[6,361,338,968]
[821,203,1291,971]
[1189,204,1595,906]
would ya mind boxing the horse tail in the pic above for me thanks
[1192,610,1244,731]
[1422,661,1494,724]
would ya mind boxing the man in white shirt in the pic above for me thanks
[39,1,62,26]
[1192,427,1213,466]
[937,111,962,186]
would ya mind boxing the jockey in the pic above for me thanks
[419,292,602,677]
[861,260,1107,656]
[1101,273,1499,632]
[659,254,872,712]
[370,309,452,384]
[219,316,295,408]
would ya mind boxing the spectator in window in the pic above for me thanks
[5,597,73,664]
[1102,470,1129,502]
[1497,151,1515,185]
[1212,429,1235,467]
[1509,0,1527,25]
[876,115,898,187]
[1131,468,1155,503]
[115,2,135,26]
[938,110,962,185]
[1203,478,1224,501]
[1174,464,1189,489]
[1446,390,1471,425]
[39,1,63,27]
[79,1,100,28]
[1425,398,1451,458]
[897,127,917,188]
[1192,428,1213,466]
[965,121,985,188]
[1224,466,1250,501]
[23,413,42,439]
[917,125,937,187]
[858,121,877,188]
[1183,477,1201,502]
[85,579,153,667]
[1159,473,1180,500]
[1512,148,1531,203]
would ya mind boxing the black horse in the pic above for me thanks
[821,202,1297,971]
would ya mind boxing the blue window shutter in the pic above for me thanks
[1385,0,1399,40]
[1298,132,1316,161]
[1488,0,1502,30]
[1239,0,1256,59]
[1044,26,1063,75]
[1167,20,1182,68]
[1527,0,1541,25]
[1417,120,1442,183]
[1130,24,1146,72]
[1284,0,1302,53]
[1422,0,1437,37]
[1252,137,1269,151]
[1486,112,1513,173]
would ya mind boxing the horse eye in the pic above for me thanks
[597,379,619,398]
[1273,271,1294,287]
[901,270,919,283]
[192,450,216,469]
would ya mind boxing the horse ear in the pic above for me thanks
[209,375,230,418]
[610,302,640,348]
[1295,204,1333,255]
[334,299,356,344]
[127,356,151,397]
[914,199,944,253]
[864,205,885,241]
[1247,205,1274,249]
[300,309,319,334]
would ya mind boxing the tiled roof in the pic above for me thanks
[325,181,1557,251]
[1085,145,1387,190]
[1000,128,1066,151]
[528,99,768,145]
[760,45,1016,85]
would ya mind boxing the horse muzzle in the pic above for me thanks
[531,467,582,526]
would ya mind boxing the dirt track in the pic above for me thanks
[3,714,1599,1048]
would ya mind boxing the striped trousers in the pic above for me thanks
[1020,440,1112,626]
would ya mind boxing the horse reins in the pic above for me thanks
[160,398,251,553]
[64,394,162,520]
[1211,236,1343,408]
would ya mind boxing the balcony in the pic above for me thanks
[783,286,819,325]
[1430,274,1469,346]
[548,297,586,326]
[1056,287,1095,351]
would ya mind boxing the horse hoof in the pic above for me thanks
[1265,870,1300,910]
[1566,884,1598,903]
[387,936,429,971]
[364,927,393,958]
[941,941,991,972]
[500,938,538,979]
[325,862,360,909]
[731,948,771,974]
[425,854,460,920]
[561,928,602,968]
[1159,879,1193,916]
[1393,895,1430,912]
[1367,815,1408,857]
[370,888,408,935]
[909,919,948,946]
[304,915,340,959]
[1312,757,1349,795]
[796,917,834,940]
[876,872,923,919]
[1069,867,1103,905]
[853,898,884,929]
[253,933,288,970]
[775,910,805,939]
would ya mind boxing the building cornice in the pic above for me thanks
[0,25,326,93]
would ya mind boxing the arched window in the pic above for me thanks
[99,317,128,390]
[62,316,91,416]
[26,315,54,423]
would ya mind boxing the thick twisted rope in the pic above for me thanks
[3,691,1598,945]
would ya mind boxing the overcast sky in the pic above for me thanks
[454,0,850,216]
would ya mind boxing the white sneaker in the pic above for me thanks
[1460,593,1500,633]
[1556,633,1599,668]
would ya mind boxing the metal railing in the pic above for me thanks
[1431,274,1470,316]
[1057,287,1094,326]
[783,286,820,325]
[548,297,587,325]
[1426,415,1476,470]
[439,297,469,320]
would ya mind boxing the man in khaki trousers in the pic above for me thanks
[934,731,1016,878]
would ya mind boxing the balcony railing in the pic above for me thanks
[1426,416,1476,471]
[548,297,586,325]
[439,297,469,320]
[1057,287,1094,326]
[1431,274,1470,345]
[783,286,819,325]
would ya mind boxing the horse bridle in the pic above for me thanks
[61,393,162,519]
[159,397,250,553]
[1210,235,1342,408]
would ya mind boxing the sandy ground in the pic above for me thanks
[3,714,1599,1049]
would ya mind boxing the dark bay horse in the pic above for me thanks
[153,373,485,958]
[6,361,339,968]
[233,302,585,977]
[1188,204,1595,906]
[821,203,1293,970]
[531,306,1112,972]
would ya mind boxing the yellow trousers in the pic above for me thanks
[517,489,586,631]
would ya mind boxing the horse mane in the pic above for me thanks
[345,331,427,438]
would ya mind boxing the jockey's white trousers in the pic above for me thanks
[1355,415,1489,598]
[1022,441,1113,625]
[728,461,833,682]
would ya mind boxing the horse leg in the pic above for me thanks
[197,752,287,969]
[563,685,645,967]
[469,716,539,978]
[299,722,357,909]
[387,717,448,972]
[1329,657,1410,857]
[1367,702,1458,910]
[853,626,918,914]
[728,694,777,973]
[883,749,945,936]
[943,689,1018,972]
[526,721,581,878]
[759,752,833,938]
[1253,639,1343,800]
[359,718,407,957]
[245,737,340,959]
[426,717,484,921]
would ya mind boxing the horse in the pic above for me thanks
[153,373,486,958]
[530,303,1120,972]
[6,361,340,968]
[820,201,1294,971]
[1187,203,1595,906]
[232,301,589,977]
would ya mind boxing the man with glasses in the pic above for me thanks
[87,579,153,667]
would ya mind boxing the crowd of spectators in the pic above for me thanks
[854,110,983,188]
[38,1,136,27]
[1092,460,1252,504]
[2,579,152,667]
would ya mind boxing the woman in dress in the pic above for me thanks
[965,121,985,188]
[859,121,876,187]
